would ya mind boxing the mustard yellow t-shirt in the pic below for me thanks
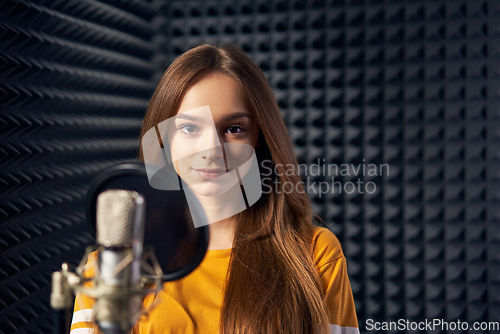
[70,226,359,334]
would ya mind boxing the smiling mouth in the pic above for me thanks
[193,168,227,180]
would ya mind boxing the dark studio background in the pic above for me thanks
[1,0,499,333]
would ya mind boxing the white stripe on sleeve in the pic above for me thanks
[71,309,93,325]
[329,324,360,334]
[70,328,94,334]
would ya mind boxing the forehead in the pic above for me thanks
[177,73,248,116]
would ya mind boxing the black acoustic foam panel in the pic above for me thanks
[2,0,500,334]
[166,0,500,333]
[0,0,163,333]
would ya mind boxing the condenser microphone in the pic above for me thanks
[51,162,209,334]
[94,189,145,334]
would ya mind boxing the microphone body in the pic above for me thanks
[94,189,146,334]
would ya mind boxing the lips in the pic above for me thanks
[193,168,226,180]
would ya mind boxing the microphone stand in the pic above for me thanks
[51,246,164,334]
[53,305,72,334]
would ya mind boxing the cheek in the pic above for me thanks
[168,137,192,178]
[168,137,180,163]
[224,143,254,170]
[168,133,197,163]
[171,152,191,180]
[169,136,197,173]
[170,145,190,171]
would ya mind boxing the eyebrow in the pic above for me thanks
[176,111,252,123]
[220,111,252,123]
[175,113,201,121]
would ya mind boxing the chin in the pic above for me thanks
[188,181,232,197]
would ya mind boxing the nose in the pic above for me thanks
[200,130,224,161]
[202,145,223,160]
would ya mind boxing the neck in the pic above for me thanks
[207,217,236,250]
[183,181,246,227]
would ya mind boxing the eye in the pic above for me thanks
[226,125,245,134]
[179,124,200,135]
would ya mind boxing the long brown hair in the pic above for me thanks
[138,44,330,334]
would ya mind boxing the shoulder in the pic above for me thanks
[311,226,344,269]
[81,249,98,279]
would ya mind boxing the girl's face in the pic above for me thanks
[166,72,260,197]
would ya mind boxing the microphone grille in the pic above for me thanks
[96,189,140,247]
